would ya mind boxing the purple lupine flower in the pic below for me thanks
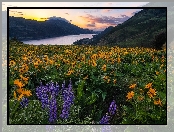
[48,81,55,95]
[20,97,29,108]
[99,113,110,124]
[43,81,59,98]
[60,79,74,119]
[99,100,117,124]
[40,93,49,109]
[109,100,116,116]
[47,81,59,123]
[48,97,57,123]
[36,81,60,123]
[55,82,59,97]
[36,82,49,109]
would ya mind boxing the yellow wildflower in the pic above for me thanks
[129,84,136,89]
[22,89,32,97]
[137,96,144,101]
[14,91,17,99]
[92,60,97,67]
[145,83,152,89]
[103,76,109,81]
[102,64,107,71]
[147,88,157,98]
[117,57,121,63]
[91,54,98,60]
[156,71,159,75]
[34,61,39,68]
[14,79,24,88]
[17,94,24,101]
[66,69,74,76]
[154,98,162,106]
[107,79,110,83]
[20,75,29,84]
[126,91,134,100]
[113,79,116,84]
[9,60,16,67]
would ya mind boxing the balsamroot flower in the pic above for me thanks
[60,79,74,119]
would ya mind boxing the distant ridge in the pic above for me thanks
[9,15,94,41]
[74,8,166,49]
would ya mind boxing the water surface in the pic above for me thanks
[22,34,96,45]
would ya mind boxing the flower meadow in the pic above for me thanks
[9,42,167,124]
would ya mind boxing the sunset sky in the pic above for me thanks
[2,2,149,31]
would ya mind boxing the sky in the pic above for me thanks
[2,2,149,31]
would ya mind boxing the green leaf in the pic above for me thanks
[77,80,85,101]
[102,92,107,101]
[87,92,97,105]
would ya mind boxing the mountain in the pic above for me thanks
[74,8,166,49]
[143,2,174,46]
[48,16,70,23]
[9,16,94,41]
[97,9,166,48]
[73,26,114,45]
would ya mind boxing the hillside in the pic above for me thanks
[98,9,166,48]
[144,2,174,46]
[74,8,166,49]
[9,16,94,41]
[73,26,114,45]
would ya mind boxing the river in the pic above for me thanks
[22,34,96,45]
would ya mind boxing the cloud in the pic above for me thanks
[86,23,96,27]
[121,15,127,17]
[17,12,22,13]
[40,18,47,19]
[81,14,130,26]
[86,22,96,27]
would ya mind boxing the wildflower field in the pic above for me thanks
[9,42,167,124]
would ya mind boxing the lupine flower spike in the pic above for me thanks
[109,100,117,116]
[99,100,117,124]
[60,79,75,119]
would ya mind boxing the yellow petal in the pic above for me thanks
[14,91,17,99]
